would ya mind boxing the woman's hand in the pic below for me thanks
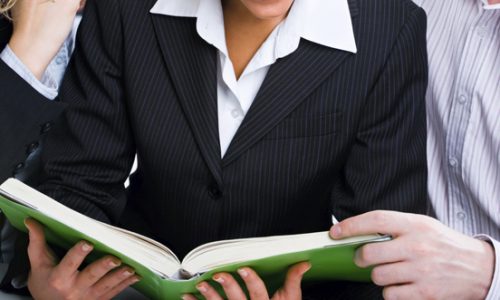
[25,218,140,300]
[183,262,311,300]
[7,0,85,79]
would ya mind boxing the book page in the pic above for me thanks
[182,232,389,275]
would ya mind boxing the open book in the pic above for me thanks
[0,178,389,299]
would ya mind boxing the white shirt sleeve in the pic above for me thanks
[476,235,500,300]
[0,45,59,100]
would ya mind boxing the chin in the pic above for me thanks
[240,0,294,20]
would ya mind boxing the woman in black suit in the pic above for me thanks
[23,0,429,299]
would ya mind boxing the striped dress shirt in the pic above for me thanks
[413,0,500,298]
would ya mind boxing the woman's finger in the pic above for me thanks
[238,268,269,300]
[52,240,93,279]
[196,281,224,300]
[25,218,56,270]
[98,273,141,300]
[281,262,310,294]
[213,272,247,300]
[76,256,122,289]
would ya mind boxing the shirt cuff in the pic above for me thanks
[0,46,59,100]
[475,234,500,300]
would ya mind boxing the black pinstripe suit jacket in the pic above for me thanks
[37,0,429,298]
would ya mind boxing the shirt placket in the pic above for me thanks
[445,9,490,234]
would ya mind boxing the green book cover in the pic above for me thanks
[0,179,389,299]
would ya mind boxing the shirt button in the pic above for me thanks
[457,212,466,220]
[458,95,467,105]
[56,57,65,65]
[40,122,52,134]
[26,142,39,155]
[449,157,458,167]
[14,163,24,171]
[476,27,487,38]
[231,109,241,119]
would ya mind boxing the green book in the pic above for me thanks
[0,178,389,299]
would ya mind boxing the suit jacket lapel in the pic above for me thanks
[151,15,223,186]
[223,0,360,167]
[222,40,354,167]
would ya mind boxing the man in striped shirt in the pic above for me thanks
[331,0,499,299]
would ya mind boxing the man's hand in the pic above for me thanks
[8,0,85,79]
[330,211,495,300]
[25,218,140,300]
[183,262,311,300]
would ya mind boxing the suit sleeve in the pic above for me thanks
[38,0,135,224]
[332,6,429,219]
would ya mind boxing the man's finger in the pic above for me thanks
[25,218,56,269]
[213,272,247,300]
[354,238,409,268]
[330,210,413,239]
[238,267,269,300]
[371,262,415,287]
[282,262,311,293]
[76,256,122,289]
[383,284,419,300]
[52,240,93,279]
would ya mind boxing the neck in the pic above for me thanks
[489,0,500,4]
[222,0,286,33]
[222,0,288,79]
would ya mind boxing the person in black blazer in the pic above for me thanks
[0,0,83,292]
[24,0,429,298]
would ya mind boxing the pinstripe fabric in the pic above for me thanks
[413,0,500,297]
[37,0,428,298]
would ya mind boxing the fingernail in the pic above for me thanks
[196,283,207,293]
[81,242,93,252]
[331,225,342,238]
[109,258,121,268]
[304,262,312,273]
[24,219,30,231]
[237,268,248,278]
[123,269,135,277]
[182,295,191,300]
[131,276,141,284]
[213,275,224,284]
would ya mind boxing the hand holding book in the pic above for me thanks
[185,262,311,300]
[24,218,140,300]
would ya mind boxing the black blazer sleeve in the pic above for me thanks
[38,0,135,224]
[331,5,429,220]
